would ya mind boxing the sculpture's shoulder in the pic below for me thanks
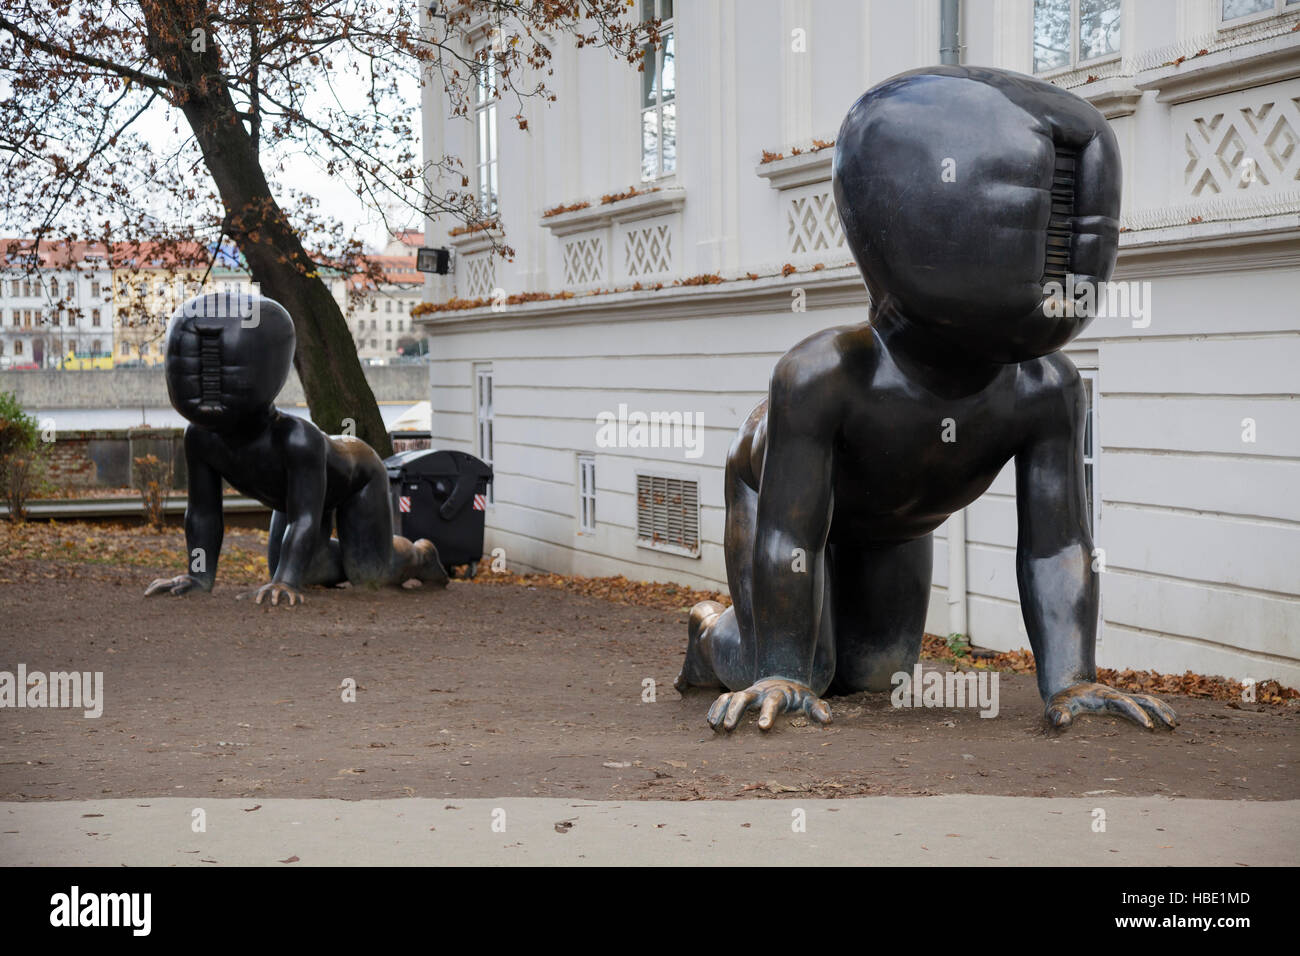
[771,324,871,401]
[270,412,328,460]
[1014,351,1086,436]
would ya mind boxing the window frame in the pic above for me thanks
[1217,0,1299,30]
[474,363,495,505]
[472,47,500,216]
[638,0,676,182]
[1031,0,1123,77]
[577,454,597,535]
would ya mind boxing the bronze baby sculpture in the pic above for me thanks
[145,291,448,606]
[677,66,1177,733]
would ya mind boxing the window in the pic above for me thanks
[14,341,22,355]
[92,339,102,354]
[473,50,499,215]
[1079,369,1100,542]
[1220,0,1299,25]
[640,0,676,180]
[385,300,392,313]
[386,318,392,331]
[578,455,597,534]
[370,300,377,312]
[91,280,100,297]
[49,278,58,296]
[1033,0,1120,74]
[92,309,101,327]
[636,473,699,555]
[397,301,405,313]
[386,339,392,351]
[120,342,129,355]
[475,364,495,504]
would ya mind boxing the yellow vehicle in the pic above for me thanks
[62,350,114,370]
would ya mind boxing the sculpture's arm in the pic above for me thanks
[145,426,223,596]
[752,356,836,684]
[257,424,327,606]
[1014,360,1175,729]
[708,346,839,732]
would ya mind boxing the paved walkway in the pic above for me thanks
[2,796,1295,865]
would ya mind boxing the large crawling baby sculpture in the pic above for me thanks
[145,291,448,606]
[676,66,1177,733]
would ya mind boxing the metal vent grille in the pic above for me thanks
[1043,145,1077,285]
[636,474,699,554]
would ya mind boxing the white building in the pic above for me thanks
[0,241,115,368]
[417,0,1300,686]
[347,231,426,363]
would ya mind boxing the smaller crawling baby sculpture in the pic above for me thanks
[145,291,448,606]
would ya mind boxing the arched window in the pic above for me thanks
[50,278,59,296]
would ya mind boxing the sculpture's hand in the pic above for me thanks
[253,581,305,607]
[1046,681,1177,730]
[144,574,203,597]
[707,677,832,733]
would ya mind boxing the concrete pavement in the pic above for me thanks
[2,796,1296,866]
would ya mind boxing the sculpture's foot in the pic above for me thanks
[412,539,450,588]
[675,600,726,693]
[1046,681,1178,730]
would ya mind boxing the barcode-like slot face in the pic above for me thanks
[198,330,222,408]
[1043,146,1077,286]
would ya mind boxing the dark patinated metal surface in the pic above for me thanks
[678,66,1176,733]
[145,291,447,606]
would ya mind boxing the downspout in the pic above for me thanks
[940,0,967,641]
[947,509,968,640]
[940,0,961,65]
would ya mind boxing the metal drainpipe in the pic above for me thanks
[940,0,961,65]
[941,0,965,639]
[947,509,968,639]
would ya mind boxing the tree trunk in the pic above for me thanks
[143,6,393,458]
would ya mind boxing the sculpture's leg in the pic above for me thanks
[827,534,933,694]
[269,508,345,586]
[677,411,834,695]
[336,458,448,588]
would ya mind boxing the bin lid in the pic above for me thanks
[383,448,493,480]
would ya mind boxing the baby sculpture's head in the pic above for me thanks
[833,66,1121,364]
[164,291,296,432]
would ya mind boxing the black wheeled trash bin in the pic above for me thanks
[383,449,494,578]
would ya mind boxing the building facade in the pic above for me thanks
[416,0,1300,686]
[347,232,426,364]
[0,241,115,368]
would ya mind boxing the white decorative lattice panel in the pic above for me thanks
[623,219,674,278]
[787,185,845,257]
[1180,81,1300,198]
[462,252,496,299]
[563,233,606,286]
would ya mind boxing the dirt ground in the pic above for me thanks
[0,529,1296,803]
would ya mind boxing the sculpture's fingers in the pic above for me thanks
[707,694,731,731]
[1100,688,1155,729]
[756,691,784,731]
[170,580,190,596]
[254,587,267,605]
[144,579,168,597]
[807,697,833,725]
[1132,693,1178,729]
[723,691,756,731]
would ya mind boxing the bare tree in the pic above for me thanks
[1,0,652,454]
